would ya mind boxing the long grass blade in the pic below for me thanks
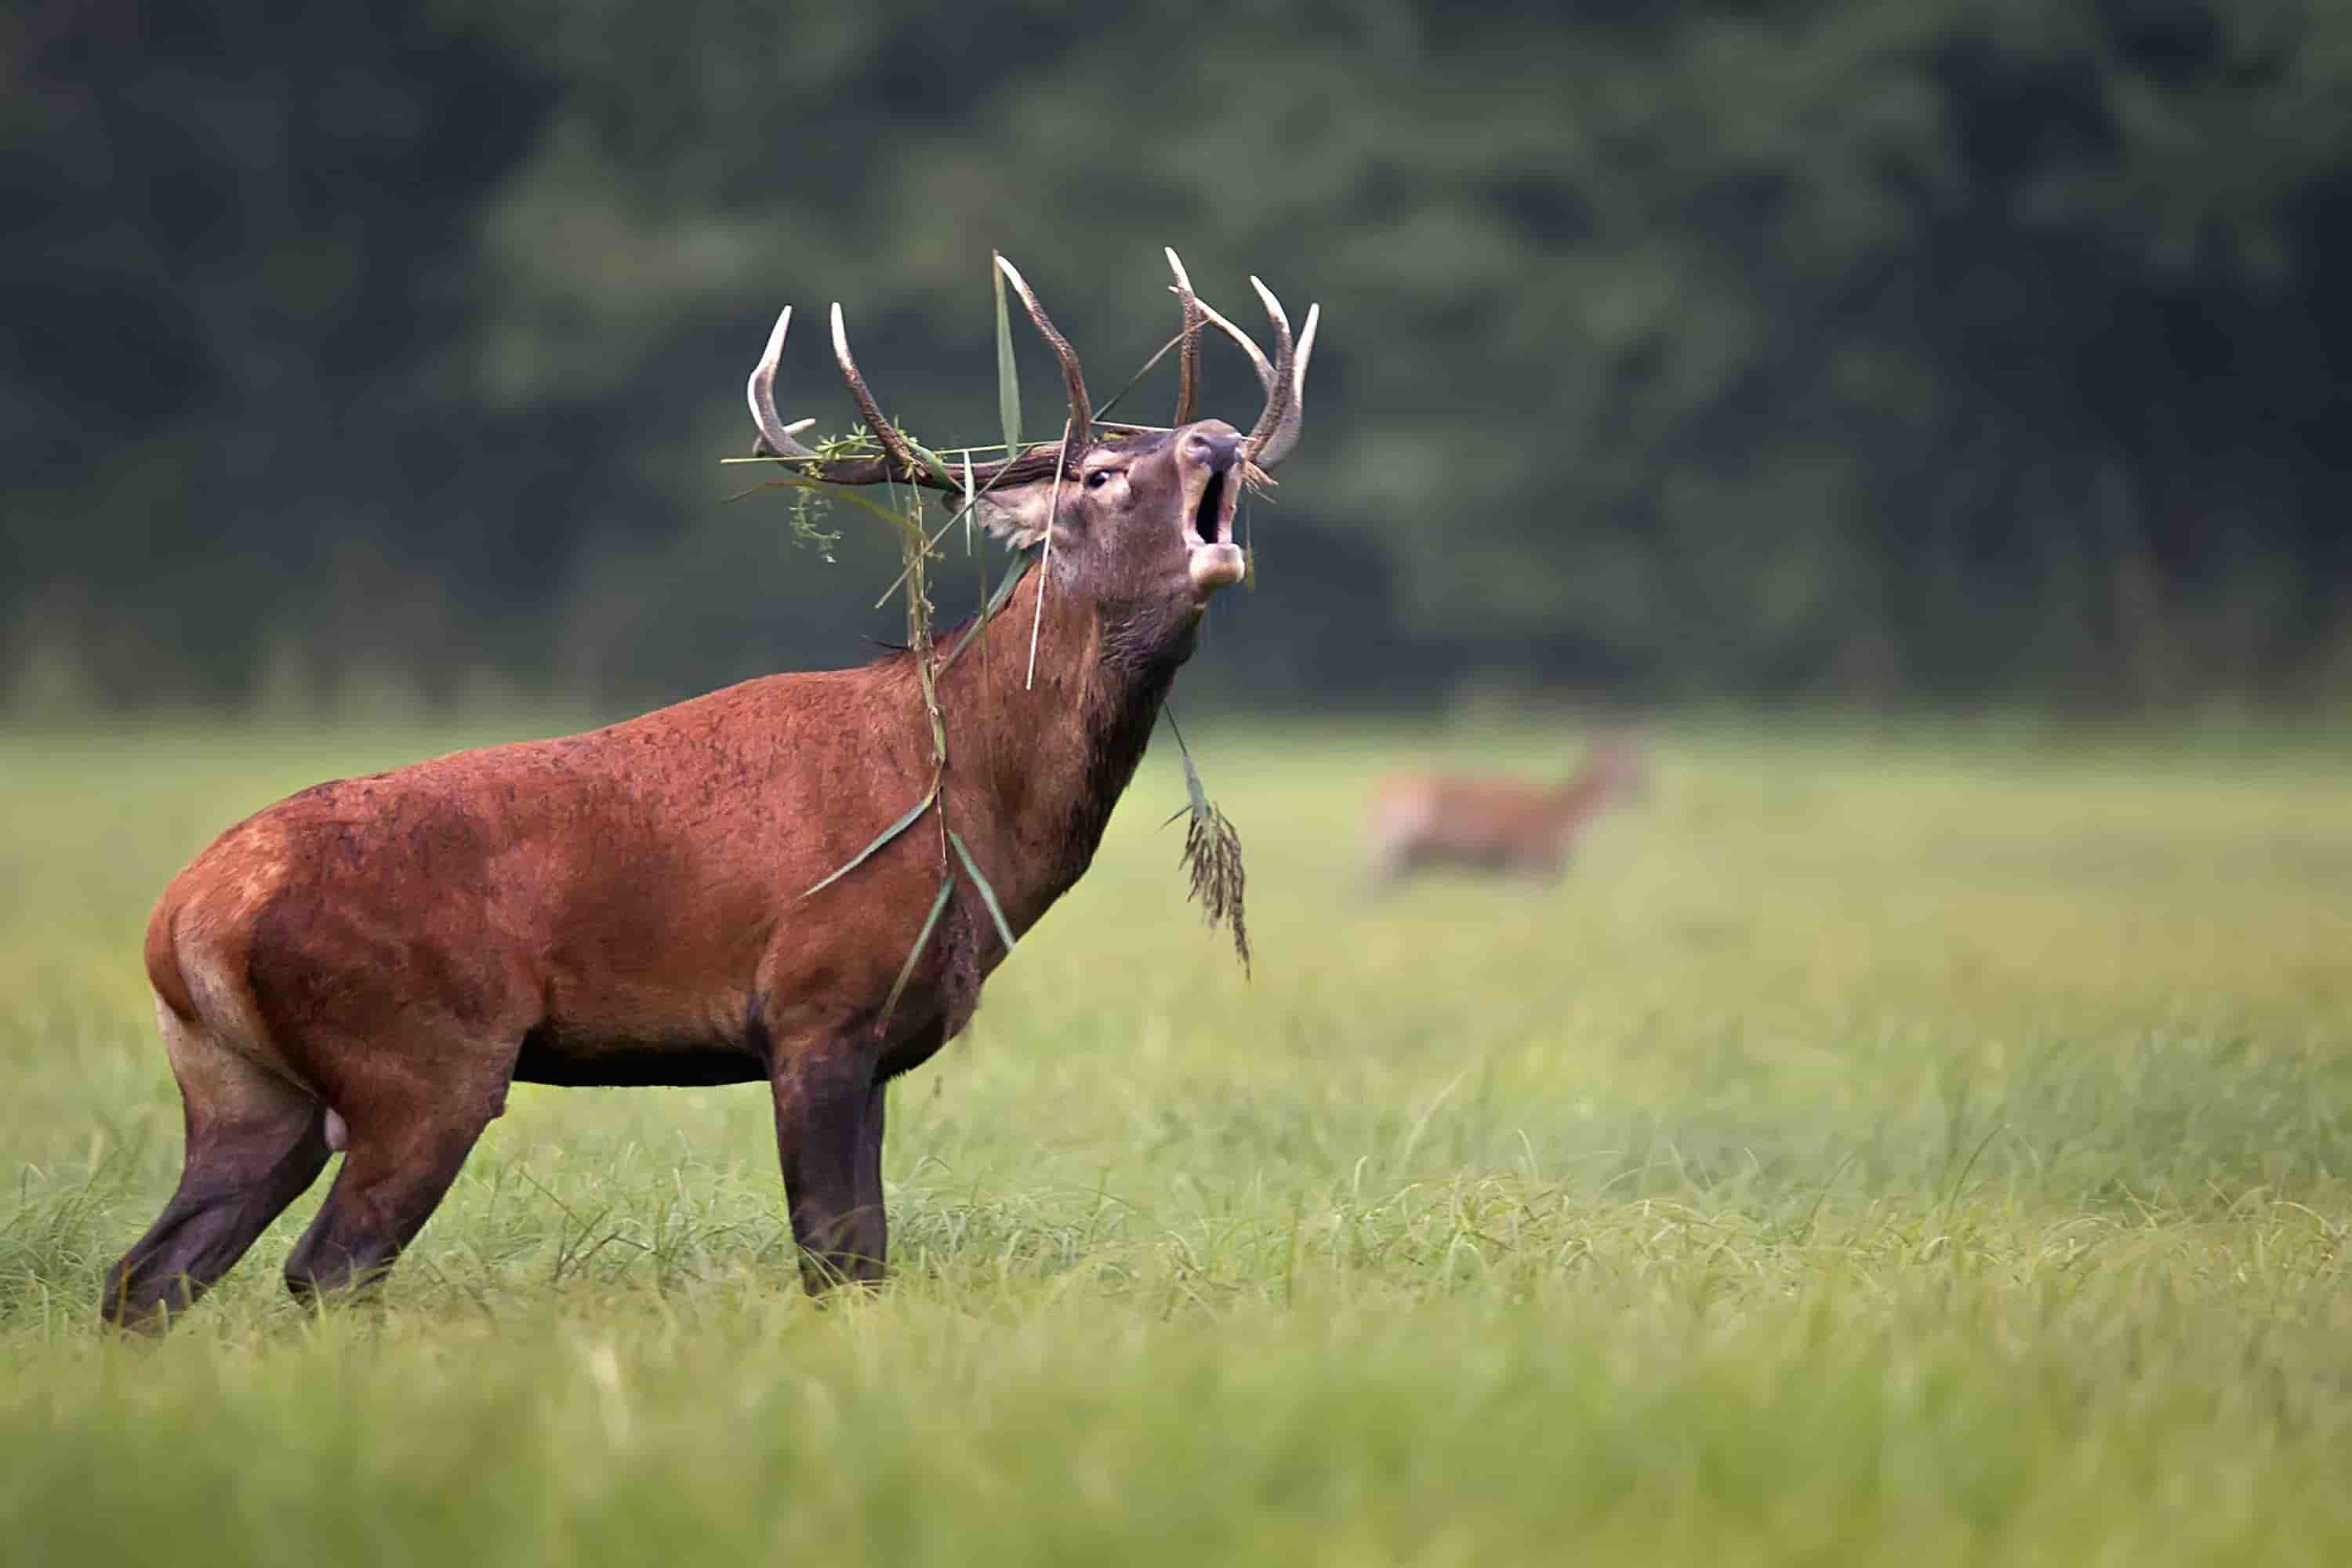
[1025,419,1072,689]
[872,510,959,610]
[960,454,978,556]
[880,873,956,1028]
[964,455,993,684]
[1093,331,1186,425]
[865,443,1034,612]
[946,829,1017,953]
[1161,703,1209,807]
[939,547,1037,675]
[902,435,957,490]
[802,784,938,899]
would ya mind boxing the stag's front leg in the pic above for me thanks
[771,1046,887,1293]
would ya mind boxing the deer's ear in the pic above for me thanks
[970,481,1056,550]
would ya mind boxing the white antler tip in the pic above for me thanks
[1248,275,1292,332]
[760,306,793,362]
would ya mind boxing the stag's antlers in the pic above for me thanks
[746,307,821,461]
[992,254,1092,441]
[745,252,1315,488]
[1172,259,1319,472]
[1163,248,1205,427]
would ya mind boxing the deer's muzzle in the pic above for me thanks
[1190,542,1246,594]
[1181,424,1247,597]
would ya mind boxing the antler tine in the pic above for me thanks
[1242,276,1296,461]
[829,302,924,481]
[1252,301,1317,471]
[1183,283,1313,471]
[746,307,822,459]
[1189,295,1273,392]
[742,297,1051,492]
[994,253,1093,448]
[1164,247,1203,426]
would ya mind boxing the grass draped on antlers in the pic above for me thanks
[720,256,1254,1026]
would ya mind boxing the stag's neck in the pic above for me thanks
[925,559,1191,928]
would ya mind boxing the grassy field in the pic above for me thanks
[2,714,2349,1564]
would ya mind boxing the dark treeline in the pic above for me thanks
[7,0,2350,713]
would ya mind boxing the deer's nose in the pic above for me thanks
[1184,429,1244,474]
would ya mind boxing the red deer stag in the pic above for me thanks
[1365,733,1646,889]
[103,252,1318,1328]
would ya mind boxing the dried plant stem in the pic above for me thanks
[1093,332,1185,423]
[895,487,948,863]
[867,444,1034,611]
[963,456,993,695]
[1025,417,1074,691]
[880,477,960,1033]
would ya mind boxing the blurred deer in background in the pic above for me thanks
[1365,732,1647,890]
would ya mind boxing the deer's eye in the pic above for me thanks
[1085,469,1117,490]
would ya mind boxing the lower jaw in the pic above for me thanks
[1189,543,1246,597]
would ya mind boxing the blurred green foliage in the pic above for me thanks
[7,0,2351,710]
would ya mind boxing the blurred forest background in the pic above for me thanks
[6,0,2351,716]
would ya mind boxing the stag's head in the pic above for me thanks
[745,251,1316,650]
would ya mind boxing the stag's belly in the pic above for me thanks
[512,978,771,1087]
[510,1023,768,1087]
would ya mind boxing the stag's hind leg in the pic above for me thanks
[102,1008,332,1330]
[282,1038,509,1305]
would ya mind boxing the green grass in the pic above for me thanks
[4,715,2350,1565]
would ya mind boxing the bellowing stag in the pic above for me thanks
[1365,733,1646,889]
[103,252,1317,1327]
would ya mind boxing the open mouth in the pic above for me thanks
[1192,469,1232,546]
[1186,465,1247,597]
